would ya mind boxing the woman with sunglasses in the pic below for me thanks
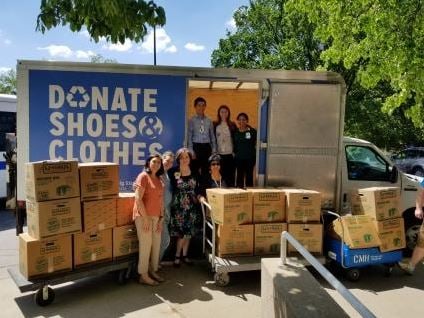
[198,154,227,204]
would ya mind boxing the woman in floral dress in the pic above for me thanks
[168,147,201,267]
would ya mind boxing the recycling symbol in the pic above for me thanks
[66,86,90,108]
[140,115,163,139]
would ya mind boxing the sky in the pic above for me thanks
[0,0,249,73]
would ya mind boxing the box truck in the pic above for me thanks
[16,60,422,253]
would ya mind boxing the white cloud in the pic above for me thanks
[226,18,236,30]
[139,28,177,54]
[79,30,90,38]
[103,40,133,52]
[184,42,205,52]
[37,45,97,60]
[0,67,12,73]
[75,50,96,59]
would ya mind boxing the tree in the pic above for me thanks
[289,0,424,127]
[211,0,322,70]
[0,69,17,95]
[211,0,424,150]
[37,0,166,44]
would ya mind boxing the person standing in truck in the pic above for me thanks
[187,97,217,177]
[133,154,165,286]
[213,105,237,187]
[234,112,257,188]
[398,182,424,274]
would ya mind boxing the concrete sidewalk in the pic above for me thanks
[0,210,261,318]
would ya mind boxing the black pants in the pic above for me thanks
[235,159,255,188]
[220,154,235,187]
[193,143,212,177]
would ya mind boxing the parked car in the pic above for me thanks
[391,147,424,176]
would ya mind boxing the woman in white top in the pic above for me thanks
[213,105,237,187]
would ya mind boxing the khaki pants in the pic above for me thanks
[135,216,161,274]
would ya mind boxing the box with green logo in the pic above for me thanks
[283,189,321,223]
[216,224,254,257]
[113,224,139,259]
[206,188,252,225]
[330,215,381,249]
[246,188,285,223]
[19,233,72,279]
[356,187,401,221]
[26,197,82,239]
[288,223,323,253]
[73,229,113,267]
[373,218,406,252]
[254,223,287,255]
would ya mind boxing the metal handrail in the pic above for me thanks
[280,231,376,318]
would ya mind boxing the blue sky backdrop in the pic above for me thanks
[0,0,248,72]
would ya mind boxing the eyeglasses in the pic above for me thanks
[211,162,220,166]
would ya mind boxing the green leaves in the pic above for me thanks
[36,0,166,44]
[0,69,17,95]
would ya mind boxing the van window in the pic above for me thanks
[345,145,391,181]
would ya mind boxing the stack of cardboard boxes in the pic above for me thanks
[19,160,138,280]
[344,186,406,252]
[206,188,323,257]
[284,189,323,255]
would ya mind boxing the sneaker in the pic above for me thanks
[398,261,415,275]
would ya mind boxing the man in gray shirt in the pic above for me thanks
[187,97,217,177]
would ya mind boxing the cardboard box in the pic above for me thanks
[82,199,116,232]
[19,233,72,279]
[355,187,401,221]
[288,223,323,253]
[254,223,287,255]
[374,218,406,252]
[73,229,113,267]
[216,224,254,257]
[116,193,135,226]
[79,162,119,201]
[247,189,285,223]
[330,215,381,249]
[283,189,321,223]
[26,197,82,239]
[113,225,139,259]
[25,160,80,202]
[206,188,252,225]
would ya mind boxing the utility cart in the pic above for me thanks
[201,201,262,286]
[8,257,137,306]
[324,211,403,281]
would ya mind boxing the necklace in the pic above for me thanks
[213,177,222,188]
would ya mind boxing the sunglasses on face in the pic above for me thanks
[211,162,220,166]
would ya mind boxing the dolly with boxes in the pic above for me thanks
[325,186,405,281]
[18,160,138,290]
[204,187,324,286]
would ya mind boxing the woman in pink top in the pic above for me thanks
[133,154,165,286]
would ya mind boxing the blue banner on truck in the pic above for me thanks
[29,70,187,192]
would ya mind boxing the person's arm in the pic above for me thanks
[415,185,424,219]
[134,173,150,231]
[209,118,217,153]
[187,117,194,152]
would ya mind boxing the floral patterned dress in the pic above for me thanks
[169,167,201,238]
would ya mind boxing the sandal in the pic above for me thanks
[149,271,165,282]
[173,256,181,268]
[139,276,159,286]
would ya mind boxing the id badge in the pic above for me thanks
[245,132,251,139]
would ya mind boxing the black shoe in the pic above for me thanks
[173,256,181,268]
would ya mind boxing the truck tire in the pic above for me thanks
[404,211,422,256]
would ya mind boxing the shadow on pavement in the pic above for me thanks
[0,210,17,231]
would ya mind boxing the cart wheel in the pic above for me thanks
[384,264,394,277]
[117,268,130,285]
[214,272,230,287]
[34,286,55,307]
[346,268,360,282]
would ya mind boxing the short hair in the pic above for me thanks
[237,112,249,121]
[144,154,164,176]
[208,154,221,165]
[194,97,206,107]
[162,150,175,160]
[175,147,193,165]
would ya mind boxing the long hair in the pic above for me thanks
[175,147,193,166]
[214,104,237,132]
[144,154,164,177]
